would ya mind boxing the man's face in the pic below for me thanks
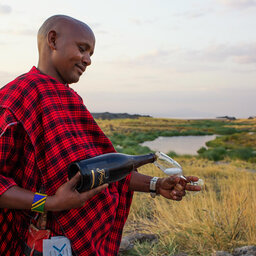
[51,23,95,84]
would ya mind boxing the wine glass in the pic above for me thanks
[154,151,204,187]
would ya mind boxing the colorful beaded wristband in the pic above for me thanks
[31,192,47,213]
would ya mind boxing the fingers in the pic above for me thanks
[67,171,81,189]
[185,176,199,182]
[174,183,184,191]
[160,176,186,200]
[164,176,181,188]
[185,184,201,191]
[159,175,202,201]
[184,176,202,191]
[170,189,186,201]
[160,186,186,201]
[80,184,108,201]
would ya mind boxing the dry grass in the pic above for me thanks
[96,117,256,255]
[123,158,256,255]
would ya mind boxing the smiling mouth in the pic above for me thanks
[75,65,85,74]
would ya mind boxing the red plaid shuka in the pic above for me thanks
[0,67,133,256]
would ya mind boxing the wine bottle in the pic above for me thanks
[68,153,156,192]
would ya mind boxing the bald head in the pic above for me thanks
[37,15,95,84]
[37,15,94,51]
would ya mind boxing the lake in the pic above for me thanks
[141,135,217,155]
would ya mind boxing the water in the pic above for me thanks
[141,135,217,155]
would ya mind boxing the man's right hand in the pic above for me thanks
[45,172,108,211]
[0,172,108,212]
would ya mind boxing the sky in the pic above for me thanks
[0,0,255,118]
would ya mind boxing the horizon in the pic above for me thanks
[91,111,254,120]
[1,0,256,118]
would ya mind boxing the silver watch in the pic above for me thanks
[150,177,159,198]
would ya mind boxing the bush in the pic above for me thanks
[205,137,225,148]
[227,147,256,161]
[200,147,227,161]
[214,127,240,135]
[117,145,152,155]
[198,146,256,162]
[167,151,178,158]
[197,147,207,154]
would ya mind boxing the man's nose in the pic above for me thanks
[82,53,91,66]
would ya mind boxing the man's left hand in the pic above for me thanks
[156,176,201,201]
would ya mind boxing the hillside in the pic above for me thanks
[91,112,152,120]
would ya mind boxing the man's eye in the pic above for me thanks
[79,46,85,52]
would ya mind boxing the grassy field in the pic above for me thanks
[121,159,256,255]
[96,117,256,255]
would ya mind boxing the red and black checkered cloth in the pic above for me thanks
[0,67,133,256]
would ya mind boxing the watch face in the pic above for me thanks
[150,177,158,189]
[150,177,159,198]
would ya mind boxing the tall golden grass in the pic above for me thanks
[124,157,256,255]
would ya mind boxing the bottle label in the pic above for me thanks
[97,168,105,186]
[90,168,106,189]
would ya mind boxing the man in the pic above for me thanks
[0,15,200,255]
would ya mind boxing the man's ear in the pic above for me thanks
[47,30,57,50]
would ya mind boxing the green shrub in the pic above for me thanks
[227,147,256,161]
[117,145,152,155]
[197,147,207,154]
[200,147,227,161]
[214,127,240,135]
[167,151,178,158]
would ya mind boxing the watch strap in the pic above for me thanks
[150,177,159,198]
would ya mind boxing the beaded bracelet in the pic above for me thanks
[31,192,47,213]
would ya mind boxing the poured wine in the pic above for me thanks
[68,153,156,192]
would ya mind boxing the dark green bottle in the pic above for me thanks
[68,153,156,192]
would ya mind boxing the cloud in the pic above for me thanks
[111,49,177,68]
[185,43,256,64]
[105,49,189,76]
[89,22,108,34]
[130,18,142,25]
[0,4,11,14]
[129,17,158,25]
[0,28,37,36]
[173,8,214,19]
[217,0,256,8]
[98,42,256,80]
[110,42,256,74]
[131,49,173,62]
